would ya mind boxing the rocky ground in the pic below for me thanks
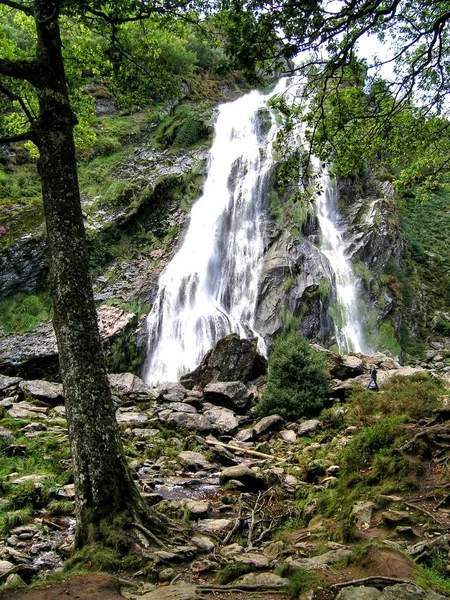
[1,337,450,599]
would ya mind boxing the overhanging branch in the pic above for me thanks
[0,58,37,84]
[0,0,34,15]
[0,130,34,144]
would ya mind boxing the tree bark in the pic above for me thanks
[31,0,167,547]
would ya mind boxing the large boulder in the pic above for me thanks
[180,334,267,388]
[19,379,64,405]
[108,372,154,397]
[203,381,252,413]
[219,465,266,491]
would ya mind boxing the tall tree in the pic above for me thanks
[0,0,192,548]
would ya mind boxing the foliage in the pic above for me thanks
[284,567,321,597]
[0,292,52,334]
[301,64,450,201]
[255,331,329,420]
[401,191,450,315]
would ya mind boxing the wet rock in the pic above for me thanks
[220,465,266,491]
[336,588,382,599]
[181,334,267,388]
[178,451,215,472]
[203,407,239,435]
[19,379,64,405]
[108,372,154,397]
[253,414,284,437]
[254,230,332,342]
[204,381,252,413]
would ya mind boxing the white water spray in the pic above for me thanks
[313,163,367,353]
[143,80,287,384]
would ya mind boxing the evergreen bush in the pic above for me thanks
[255,331,329,420]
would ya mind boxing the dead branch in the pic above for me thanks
[403,502,445,525]
[204,439,278,460]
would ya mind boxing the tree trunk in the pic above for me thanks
[32,0,167,547]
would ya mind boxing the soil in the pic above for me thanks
[0,546,418,600]
[0,574,123,600]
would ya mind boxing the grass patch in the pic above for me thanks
[0,291,52,334]
[348,372,443,426]
[218,562,253,584]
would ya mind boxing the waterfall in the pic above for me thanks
[313,162,367,353]
[143,80,287,385]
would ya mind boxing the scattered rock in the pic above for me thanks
[19,379,64,405]
[253,414,284,437]
[108,373,154,397]
[297,419,321,436]
[220,465,266,491]
[204,381,252,412]
[178,451,215,472]
[351,501,375,530]
[336,587,382,599]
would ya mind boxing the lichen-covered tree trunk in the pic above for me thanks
[32,0,167,547]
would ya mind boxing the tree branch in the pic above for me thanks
[0,130,34,143]
[0,0,34,15]
[0,58,37,84]
[0,82,35,123]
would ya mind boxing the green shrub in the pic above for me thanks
[255,331,329,421]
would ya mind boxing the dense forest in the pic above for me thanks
[0,1,450,598]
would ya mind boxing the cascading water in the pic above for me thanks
[143,80,287,385]
[313,161,367,353]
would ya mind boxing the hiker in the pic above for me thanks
[366,365,379,391]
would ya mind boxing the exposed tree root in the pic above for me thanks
[331,576,413,590]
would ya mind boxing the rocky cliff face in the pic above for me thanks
[256,175,406,354]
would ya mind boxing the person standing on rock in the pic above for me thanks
[366,365,380,391]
